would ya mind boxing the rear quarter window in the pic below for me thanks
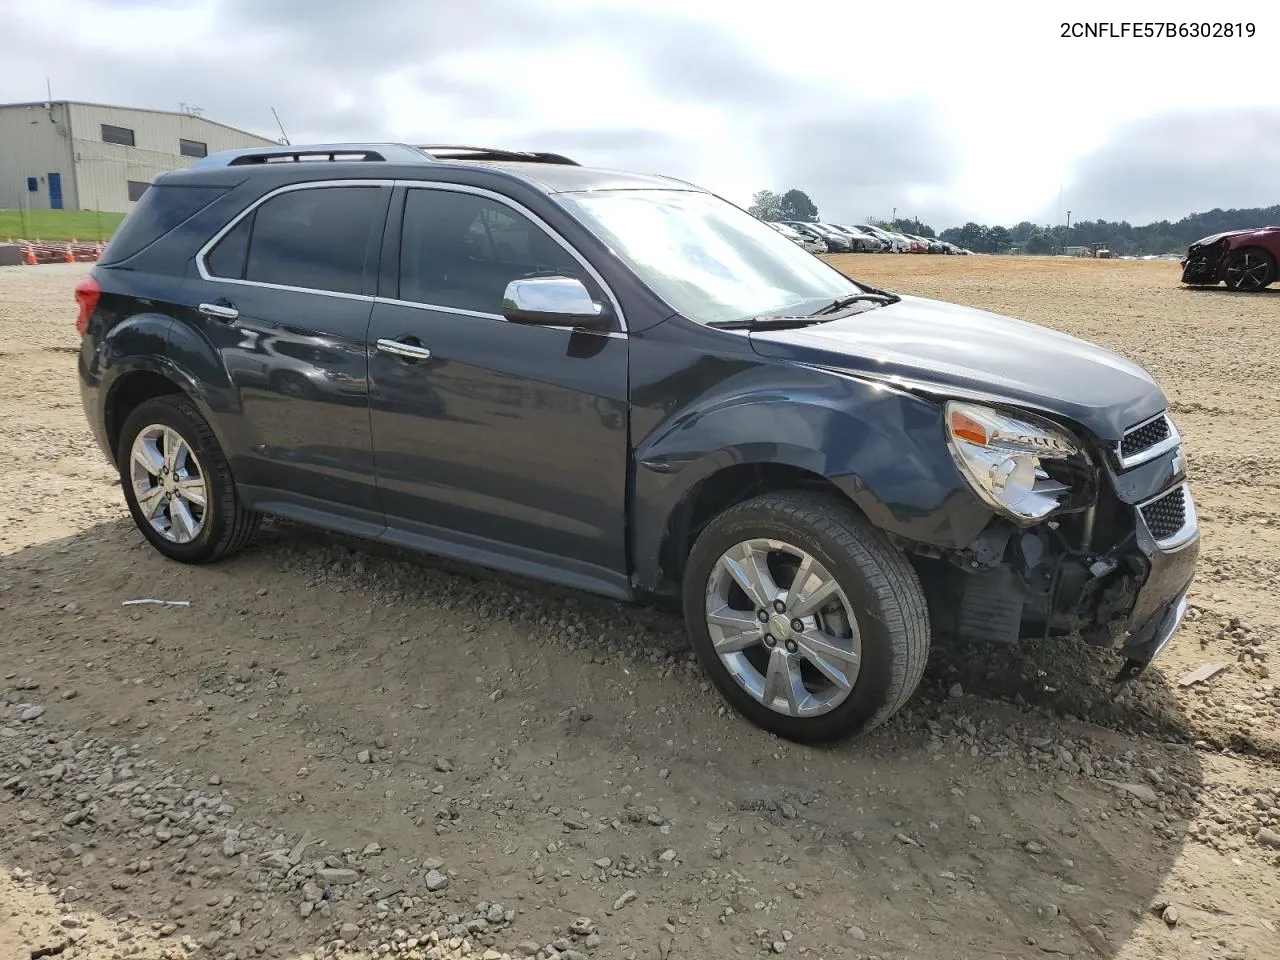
[100,184,230,264]
[205,215,252,279]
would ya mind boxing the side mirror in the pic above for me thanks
[502,276,611,330]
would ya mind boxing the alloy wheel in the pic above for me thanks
[704,538,861,717]
[129,424,208,544]
[1226,252,1272,291]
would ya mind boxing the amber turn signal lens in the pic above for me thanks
[949,409,988,446]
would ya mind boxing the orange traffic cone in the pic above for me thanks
[24,244,37,266]
[65,242,75,264]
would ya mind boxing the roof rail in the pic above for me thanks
[417,145,579,165]
[190,142,580,170]
[190,143,433,169]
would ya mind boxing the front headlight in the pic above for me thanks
[945,401,1088,524]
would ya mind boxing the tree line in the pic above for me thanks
[747,189,1280,256]
[748,190,934,238]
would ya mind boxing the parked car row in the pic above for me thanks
[767,221,828,254]
[767,219,972,255]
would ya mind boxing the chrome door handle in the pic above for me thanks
[199,302,239,321]
[376,338,432,361]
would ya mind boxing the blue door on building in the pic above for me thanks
[48,173,63,210]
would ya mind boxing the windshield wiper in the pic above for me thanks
[708,315,838,331]
[808,291,900,315]
[709,286,902,330]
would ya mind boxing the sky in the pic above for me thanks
[3,0,1278,230]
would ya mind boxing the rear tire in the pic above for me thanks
[681,491,930,742]
[116,395,260,563]
[1224,247,1276,291]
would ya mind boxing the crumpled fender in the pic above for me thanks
[629,363,993,590]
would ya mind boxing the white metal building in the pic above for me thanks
[0,101,278,214]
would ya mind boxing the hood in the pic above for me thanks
[748,294,1165,441]
[1191,226,1280,247]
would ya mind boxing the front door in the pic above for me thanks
[48,172,63,210]
[366,185,630,593]
[188,182,391,523]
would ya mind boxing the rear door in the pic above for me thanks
[365,184,630,594]
[188,181,391,525]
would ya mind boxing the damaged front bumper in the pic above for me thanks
[918,450,1200,687]
[1109,492,1198,684]
[1180,240,1228,285]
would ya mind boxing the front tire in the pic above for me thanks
[682,491,930,742]
[116,395,260,563]
[1224,247,1276,291]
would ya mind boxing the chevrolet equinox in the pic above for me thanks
[76,143,1200,742]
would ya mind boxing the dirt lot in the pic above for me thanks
[3,256,1279,960]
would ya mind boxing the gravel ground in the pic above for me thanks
[2,257,1278,960]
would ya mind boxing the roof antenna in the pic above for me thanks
[270,106,290,145]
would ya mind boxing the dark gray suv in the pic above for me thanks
[75,142,1199,742]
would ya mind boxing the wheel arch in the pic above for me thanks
[105,368,187,460]
[630,389,995,595]
[98,312,236,464]
[654,456,854,595]
[1226,241,1278,260]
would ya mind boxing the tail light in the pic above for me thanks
[74,274,101,337]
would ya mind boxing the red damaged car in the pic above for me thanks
[1180,226,1280,292]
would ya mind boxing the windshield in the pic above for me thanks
[557,189,863,326]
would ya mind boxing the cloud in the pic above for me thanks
[1064,109,1280,224]
[628,18,810,110]
[755,102,956,224]
[0,0,970,226]
[10,1,1277,229]
[504,128,693,175]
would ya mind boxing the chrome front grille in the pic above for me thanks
[1122,415,1171,458]
[1117,412,1180,468]
[1141,486,1185,539]
[1138,482,1196,547]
